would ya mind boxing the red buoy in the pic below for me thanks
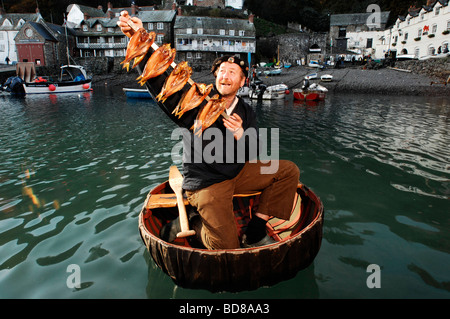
[285,89,290,95]
[83,83,90,90]
[48,84,56,91]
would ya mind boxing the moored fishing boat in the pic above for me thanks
[3,64,92,95]
[293,83,328,101]
[320,74,333,82]
[138,179,324,292]
[248,83,289,100]
[123,87,152,98]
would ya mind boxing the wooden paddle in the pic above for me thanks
[168,165,196,238]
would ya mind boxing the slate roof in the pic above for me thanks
[330,12,390,26]
[28,21,57,41]
[0,12,43,30]
[137,10,176,23]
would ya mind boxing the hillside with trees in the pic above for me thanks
[1,0,427,31]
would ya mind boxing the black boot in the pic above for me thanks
[160,217,181,243]
[241,216,276,248]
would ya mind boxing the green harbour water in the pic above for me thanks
[0,87,449,299]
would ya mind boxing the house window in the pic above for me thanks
[407,18,410,25]
[432,24,437,34]
[148,23,153,30]
[83,25,88,32]
[187,52,192,59]
[229,30,235,36]
[157,23,164,30]
[227,19,232,24]
[0,44,5,52]
[196,52,201,59]
[220,29,225,35]
[187,28,192,34]
[157,34,164,43]
[435,7,440,15]
[198,28,203,35]
[366,38,373,48]
[338,27,346,38]
[404,32,408,40]
[239,30,245,36]
[418,28,422,37]
[97,24,102,32]
[421,13,425,20]
[108,27,114,33]
[448,20,450,31]
[428,46,435,55]
[414,48,420,58]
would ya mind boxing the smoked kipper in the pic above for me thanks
[137,43,176,86]
[156,61,192,103]
[121,29,155,72]
[172,83,213,118]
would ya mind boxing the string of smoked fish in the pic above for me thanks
[126,19,229,120]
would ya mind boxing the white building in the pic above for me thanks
[388,0,449,59]
[0,8,43,64]
[225,0,244,9]
[345,0,449,60]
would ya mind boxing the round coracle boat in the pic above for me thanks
[138,180,324,292]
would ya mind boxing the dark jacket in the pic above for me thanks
[137,60,258,191]
[181,98,258,190]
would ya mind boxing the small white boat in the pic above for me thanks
[396,54,417,61]
[270,68,282,75]
[249,83,289,100]
[22,65,92,94]
[263,68,282,76]
[293,83,328,101]
[237,86,250,97]
[320,74,333,82]
[305,73,318,80]
[308,60,323,68]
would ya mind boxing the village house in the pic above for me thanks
[67,2,175,58]
[330,0,449,60]
[14,20,73,66]
[388,0,449,59]
[183,0,243,9]
[330,10,391,58]
[0,7,44,64]
[174,14,256,69]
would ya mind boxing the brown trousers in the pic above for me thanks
[185,160,300,249]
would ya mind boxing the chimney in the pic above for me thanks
[84,13,89,21]
[0,7,5,17]
[172,2,177,11]
[98,5,103,11]
[178,7,182,16]
[131,2,137,16]
[108,2,113,10]
[249,14,254,24]
[408,5,418,14]
[36,7,39,14]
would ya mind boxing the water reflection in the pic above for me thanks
[0,90,449,298]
